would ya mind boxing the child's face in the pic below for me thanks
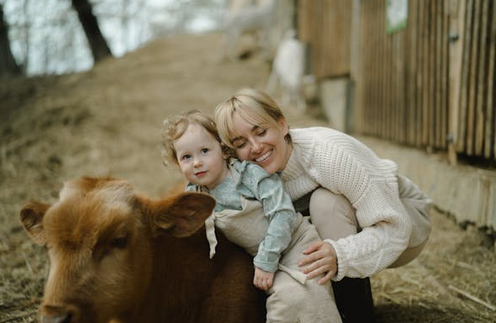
[230,112,290,175]
[174,124,228,190]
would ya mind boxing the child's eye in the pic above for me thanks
[201,148,209,154]
[181,154,191,161]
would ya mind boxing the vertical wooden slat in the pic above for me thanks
[406,0,419,144]
[457,0,473,153]
[440,1,449,150]
[298,0,313,43]
[422,0,431,146]
[474,0,489,155]
[381,2,388,139]
[466,0,481,155]
[395,31,406,143]
[487,2,496,158]
[434,0,442,148]
[416,0,424,146]
[359,0,369,134]
[350,0,362,133]
[429,0,437,148]
[370,1,379,136]
[382,1,390,140]
[448,0,465,164]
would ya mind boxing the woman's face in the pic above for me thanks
[231,112,291,174]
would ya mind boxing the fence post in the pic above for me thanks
[448,0,465,165]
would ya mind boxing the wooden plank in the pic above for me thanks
[416,0,425,146]
[429,0,436,148]
[474,0,489,156]
[440,1,449,150]
[381,1,388,139]
[313,0,323,78]
[350,0,362,133]
[360,0,371,134]
[406,0,419,145]
[431,0,439,148]
[447,0,465,164]
[457,0,473,153]
[383,0,391,140]
[396,31,405,143]
[435,0,443,148]
[422,0,431,146]
[466,0,481,155]
[297,0,313,43]
[369,1,378,136]
[487,2,496,158]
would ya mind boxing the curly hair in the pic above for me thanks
[161,110,233,166]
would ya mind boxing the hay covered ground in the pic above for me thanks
[1,33,495,322]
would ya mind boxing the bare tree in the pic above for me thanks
[0,3,21,78]
[71,0,112,63]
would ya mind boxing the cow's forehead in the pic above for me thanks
[44,179,137,247]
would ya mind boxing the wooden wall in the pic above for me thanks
[298,0,353,78]
[298,0,496,163]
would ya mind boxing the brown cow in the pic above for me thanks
[20,176,265,323]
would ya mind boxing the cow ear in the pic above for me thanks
[153,192,216,238]
[20,201,51,246]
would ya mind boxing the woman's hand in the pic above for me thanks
[299,241,338,285]
[253,267,275,291]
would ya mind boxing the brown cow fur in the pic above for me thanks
[20,176,265,323]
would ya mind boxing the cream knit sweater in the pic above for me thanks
[281,127,413,281]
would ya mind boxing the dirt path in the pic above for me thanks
[1,32,495,322]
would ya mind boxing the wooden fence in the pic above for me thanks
[298,0,496,164]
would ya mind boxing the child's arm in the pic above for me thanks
[238,162,298,274]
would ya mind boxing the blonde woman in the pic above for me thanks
[214,88,432,323]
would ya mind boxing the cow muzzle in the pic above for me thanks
[39,304,79,323]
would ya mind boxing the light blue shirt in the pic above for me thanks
[186,159,297,272]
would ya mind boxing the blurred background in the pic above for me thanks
[1,0,229,75]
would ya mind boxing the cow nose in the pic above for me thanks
[40,305,74,323]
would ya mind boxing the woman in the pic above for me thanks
[214,88,432,322]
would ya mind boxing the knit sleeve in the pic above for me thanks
[307,133,412,280]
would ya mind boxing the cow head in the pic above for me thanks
[20,177,215,323]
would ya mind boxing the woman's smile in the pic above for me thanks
[254,149,273,163]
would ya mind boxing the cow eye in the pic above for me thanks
[111,235,128,249]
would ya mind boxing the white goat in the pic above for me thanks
[266,30,307,111]
[220,0,277,61]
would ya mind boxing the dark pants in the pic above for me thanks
[332,277,375,323]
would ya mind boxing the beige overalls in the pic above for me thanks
[205,190,342,323]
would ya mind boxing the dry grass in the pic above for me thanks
[0,32,495,323]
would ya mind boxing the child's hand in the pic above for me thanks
[253,267,274,291]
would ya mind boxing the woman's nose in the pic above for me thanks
[249,139,263,154]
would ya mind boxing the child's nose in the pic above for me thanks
[194,157,203,167]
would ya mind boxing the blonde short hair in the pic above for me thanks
[161,110,232,166]
[214,88,290,149]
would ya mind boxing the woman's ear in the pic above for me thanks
[278,117,289,136]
